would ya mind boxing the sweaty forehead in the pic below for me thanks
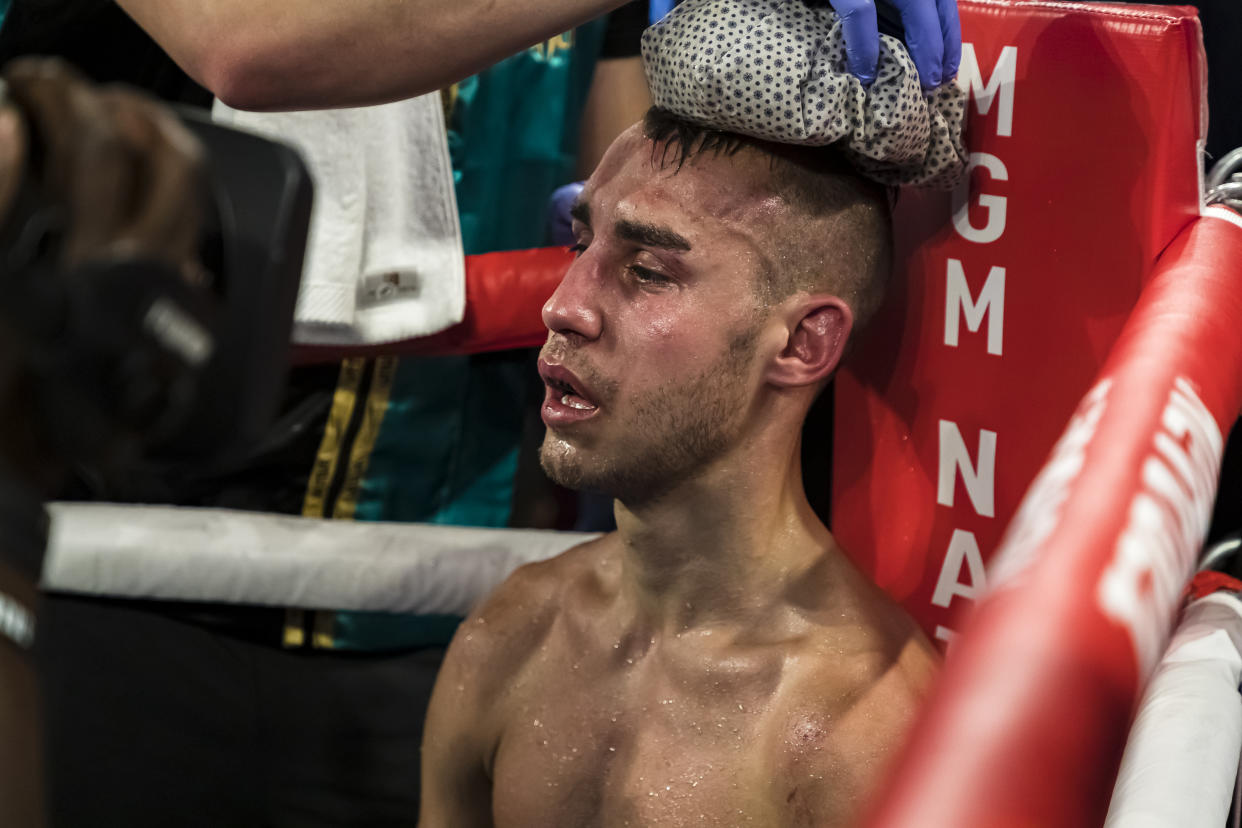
[584,124,792,241]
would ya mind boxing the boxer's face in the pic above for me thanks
[538,124,796,503]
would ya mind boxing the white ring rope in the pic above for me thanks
[41,503,598,616]
[1105,592,1242,828]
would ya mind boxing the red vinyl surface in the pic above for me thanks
[865,209,1242,828]
[832,4,1229,824]
[832,0,1207,645]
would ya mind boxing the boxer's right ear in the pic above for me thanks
[764,293,853,389]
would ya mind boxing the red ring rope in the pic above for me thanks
[864,210,1242,828]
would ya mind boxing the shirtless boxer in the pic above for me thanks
[418,107,939,827]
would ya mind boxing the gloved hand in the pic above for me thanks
[830,0,961,89]
[546,181,584,247]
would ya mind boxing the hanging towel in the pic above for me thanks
[213,94,466,345]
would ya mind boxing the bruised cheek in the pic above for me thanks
[643,312,677,341]
[635,309,718,376]
[623,292,733,368]
[612,289,680,343]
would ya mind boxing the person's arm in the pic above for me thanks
[573,1,652,178]
[114,0,631,112]
[575,56,650,179]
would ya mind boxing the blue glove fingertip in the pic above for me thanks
[831,0,880,84]
[891,0,948,87]
[844,41,879,86]
[937,0,963,81]
[942,35,962,80]
[906,38,944,88]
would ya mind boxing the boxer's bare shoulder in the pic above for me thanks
[429,533,619,718]
[418,534,618,828]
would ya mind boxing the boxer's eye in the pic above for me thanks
[628,265,672,286]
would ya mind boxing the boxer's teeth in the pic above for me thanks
[562,394,595,411]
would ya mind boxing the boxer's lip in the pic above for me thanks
[538,360,597,407]
[538,360,599,423]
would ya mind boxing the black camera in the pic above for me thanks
[0,107,312,473]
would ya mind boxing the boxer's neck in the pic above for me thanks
[612,430,837,638]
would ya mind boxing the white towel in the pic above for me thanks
[212,94,466,345]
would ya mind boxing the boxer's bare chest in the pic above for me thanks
[489,622,836,827]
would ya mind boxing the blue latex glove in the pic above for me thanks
[831,0,961,89]
[649,0,676,26]
[546,181,585,247]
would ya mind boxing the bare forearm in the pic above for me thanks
[576,56,651,178]
[116,0,629,111]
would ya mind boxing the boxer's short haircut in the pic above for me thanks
[643,106,892,336]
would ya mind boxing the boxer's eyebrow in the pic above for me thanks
[615,219,691,252]
[570,201,590,226]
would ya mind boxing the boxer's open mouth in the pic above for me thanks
[538,360,601,424]
[545,375,596,410]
